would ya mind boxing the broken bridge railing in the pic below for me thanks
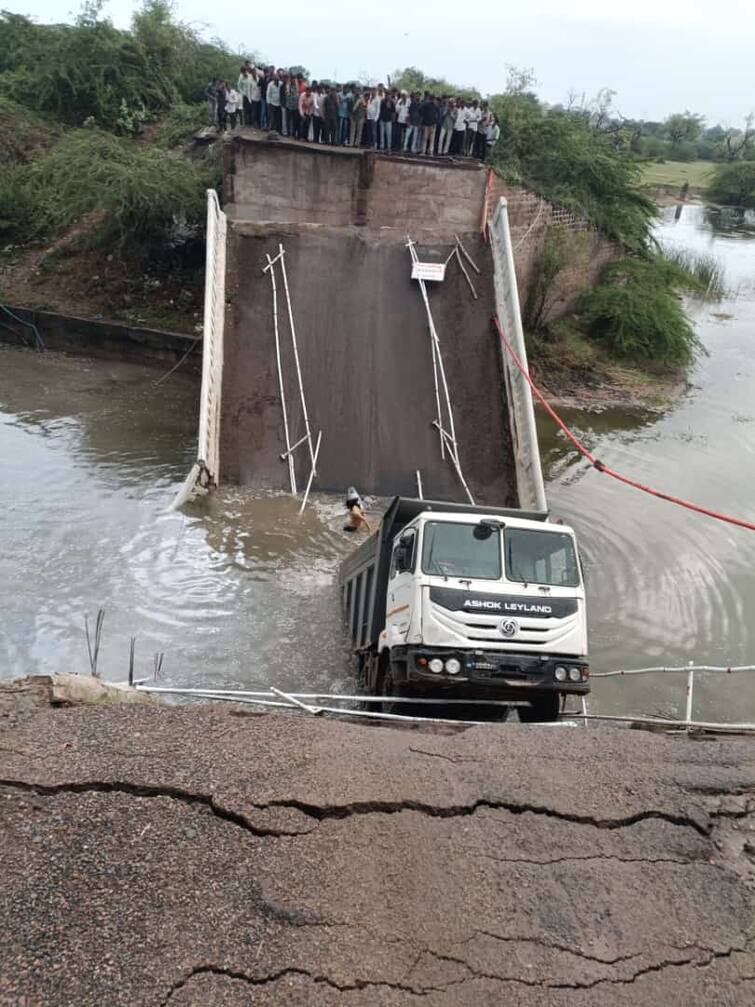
[262,244,321,513]
[171,189,227,509]
[406,235,474,505]
[132,664,755,733]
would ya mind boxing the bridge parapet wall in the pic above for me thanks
[224,134,487,235]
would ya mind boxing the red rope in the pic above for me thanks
[492,315,755,533]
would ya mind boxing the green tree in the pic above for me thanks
[389,66,480,99]
[707,161,755,207]
[719,115,755,162]
[663,111,705,148]
[490,97,656,249]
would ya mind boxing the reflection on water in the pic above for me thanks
[1,203,754,722]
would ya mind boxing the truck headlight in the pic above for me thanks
[554,666,567,682]
[429,658,444,674]
[445,658,461,675]
[568,667,581,682]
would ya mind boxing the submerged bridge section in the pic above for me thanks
[177,133,545,510]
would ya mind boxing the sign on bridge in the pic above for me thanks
[411,261,447,282]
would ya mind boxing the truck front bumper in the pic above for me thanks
[392,647,590,697]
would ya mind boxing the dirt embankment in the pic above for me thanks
[532,342,689,414]
[1,678,754,1005]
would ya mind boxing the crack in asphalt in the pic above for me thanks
[464,929,727,969]
[159,964,435,1004]
[0,777,712,838]
[0,779,315,838]
[546,946,743,991]
[160,946,746,1003]
[258,795,712,836]
[470,851,703,867]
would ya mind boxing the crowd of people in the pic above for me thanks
[205,63,501,161]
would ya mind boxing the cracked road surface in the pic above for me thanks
[1,690,754,1005]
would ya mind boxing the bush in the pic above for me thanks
[669,141,698,162]
[575,258,703,367]
[523,229,569,332]
[25,129,209,258]
[0,6,252,127]
[152,102,207,148]
[0,96,59,164]
[707,162,755,208]
[0,164,34,240]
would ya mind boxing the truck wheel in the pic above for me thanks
[519,692,561,723]
[380,667,399,715]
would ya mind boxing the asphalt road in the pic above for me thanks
[1,682,754,1005]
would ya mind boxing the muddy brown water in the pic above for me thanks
[1,204,754,721]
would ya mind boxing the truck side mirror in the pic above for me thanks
[396,534,414,573]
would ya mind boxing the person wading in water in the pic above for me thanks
[344,487,371,533]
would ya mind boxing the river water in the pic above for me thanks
[1,204,753,721]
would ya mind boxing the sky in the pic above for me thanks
[5,0,755,125]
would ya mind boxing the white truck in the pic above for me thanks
[339,497,588,721]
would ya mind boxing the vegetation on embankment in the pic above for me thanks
[0,3,238,331]
[521,226,726,407]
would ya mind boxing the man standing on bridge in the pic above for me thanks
[266,73,282,133]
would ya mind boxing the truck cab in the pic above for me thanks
[339,498,588,722]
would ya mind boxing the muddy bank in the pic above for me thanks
[532,341,687,414]
[540,362,687,414]
[1,678,753,1005]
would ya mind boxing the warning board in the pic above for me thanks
[411,261,447,282]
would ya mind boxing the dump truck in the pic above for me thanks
[339,497,589,721]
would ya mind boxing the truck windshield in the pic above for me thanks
[421,522,502,580]
[504,529,580,587]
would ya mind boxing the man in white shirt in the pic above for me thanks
[266,75,282,133]
[248,70,262,128]
[395,90,411,151]
[451,101,468,155]
[226,86,242,130]
[483,115,501,161]
[465,100,481,155]
[366,90,381,149]
[312,86,325,143]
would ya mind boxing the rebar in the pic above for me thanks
[84,609,105,678]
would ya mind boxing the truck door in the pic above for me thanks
[385,528,417,645]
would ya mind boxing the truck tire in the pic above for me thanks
[519,692,561,723]
[379,664,401,715]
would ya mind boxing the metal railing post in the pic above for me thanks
[265,253,296,494]
[685,663,695,728]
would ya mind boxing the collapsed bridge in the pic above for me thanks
[176,133,545,509]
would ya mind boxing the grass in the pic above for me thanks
[659,246,727,299]
[640,160,714,192]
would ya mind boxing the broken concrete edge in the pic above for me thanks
[1,673,156,709]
